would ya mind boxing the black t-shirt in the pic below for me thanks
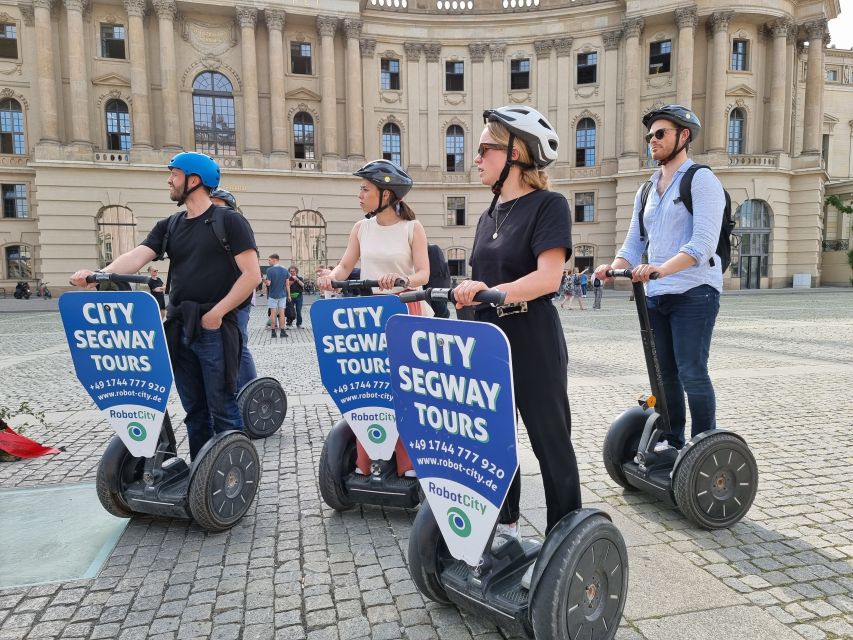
[147,276,166,308]
[141,205,257,307]
[289,275,304,296]
[470,189,572,291]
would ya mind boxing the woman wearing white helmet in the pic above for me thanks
[453,107,581,580]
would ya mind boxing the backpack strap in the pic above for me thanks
[678,163,709,215]
[637,180,653,243]
[156,211,185,261]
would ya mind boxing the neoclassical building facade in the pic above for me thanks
[0,0,851,292]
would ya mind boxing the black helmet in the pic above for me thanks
[210,188,238,210]
[642,104,702,142]
[353,159,413,200]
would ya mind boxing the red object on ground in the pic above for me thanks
[0,425,63,458]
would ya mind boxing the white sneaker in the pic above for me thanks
[520,561,536,590]
[403,469,417,478]
[654,439,671,453]
[491,522,521,552]
[354,467,367,475]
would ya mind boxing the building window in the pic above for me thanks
[0,24,17,59]
[447,247,466,277]
[291,42,312,75]
[291,209,327,278]
[445,125,465,173]
[649,40,671,75]
[382,122,401,165]
[731,200,771,280]
[826,68,839,82]
[575,117,596,167]
[446,196,466,226]
[192,71,236,156]
[293,112,315,160]
[446,61,464,91]
[510,58,530,90]
[574,192,594,223]
[727,108,745,155]
[577,52,597,85]
[2,184,27,218]
[100,24,126,59]
[105,100,131,151]
[380,58,400,90]
[96,206,136,269]
[0,98,25,155]
[5,244,32,279]
[731,39,748,71]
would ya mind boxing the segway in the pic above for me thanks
[388,287,629,639]
[60,273,261,531]
[313,279,422,511]
[238,377,287,439]
[602,269,758,529]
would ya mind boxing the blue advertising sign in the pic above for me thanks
[310,296,409,460]
[59,291,173,458]
[386,315,518,565]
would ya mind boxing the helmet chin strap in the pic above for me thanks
[177,176,203,207]
[658,127,688,166]
[486,134,518,218]
[364,188,399,219]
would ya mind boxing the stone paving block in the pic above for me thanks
[636,604,806,640]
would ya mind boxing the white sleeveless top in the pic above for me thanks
[358,217,416,294]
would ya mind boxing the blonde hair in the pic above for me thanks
[486,121,551,191]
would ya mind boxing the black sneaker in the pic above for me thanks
[271,330,277,338]
[282,330,289,338]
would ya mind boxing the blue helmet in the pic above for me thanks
[168,152,221,189]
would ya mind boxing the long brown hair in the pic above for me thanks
[486,121,551,191]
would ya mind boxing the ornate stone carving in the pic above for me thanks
[360,38,376,58]
[675,6,697,31]
[424,43,441,63]
[181,58,242,90]
[235,5,256,29]
[488,41,506,61]
[152,0,176,20]
[31,0,53,10]
[343,18,362,40]
[622,17,644,39]
[508,91,530,103]
[379,91,402,104]
[122,0,144,18]
[180,19,239,57]
[767,19,792,39]
[602,29,622,50]
[571,108,602,128]
[403,42,421,61]
[533,39,553,57]
[64,0,87,13]
[96,88,131,107]
[802,18,828,43]
[316,15,337,38]
[0,87,28,108]
[265,9,284,32]
[18,3,35,26]
[554,37,573,57]
[443,93,465,106]
[468,43,488,63]
[708,11,733,35]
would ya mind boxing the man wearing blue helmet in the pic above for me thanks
[71,152,262,459]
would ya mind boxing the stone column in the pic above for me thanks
[317,16,339,162]
[31,0,59,143]
[424,43,442,170]
[802,19,828,155]
[534,39,553,117]
[675,6,697,107]
[403,42,422,168]
[343,18,364,159]
[469,43,488,154]
[265,9,287,158]
[766,20,790,153]
[122,0,151,148]
[153,0,180,149]
[621,17,643,156]
[554,37,572,164]
[360,38,378,161]
[602,30,622,160]
[489,42,506,107]
[236,6,260,155]
[64,0,91,146]
[706,11,733,153]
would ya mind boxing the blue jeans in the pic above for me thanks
[172,328,243,459]
[236,304,257,389]
[646,285,720,448]
[288,295,303,327]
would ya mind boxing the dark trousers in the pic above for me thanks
[646,285,720,448]
[476,300,581,535]
[288,295,304,327]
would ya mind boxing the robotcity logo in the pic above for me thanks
[367,423,387,444]
[447,507,472,538]
[127,421,147,442]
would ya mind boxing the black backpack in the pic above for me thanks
[638,164,735,273]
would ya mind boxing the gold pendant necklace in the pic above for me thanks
[492,198,519,239]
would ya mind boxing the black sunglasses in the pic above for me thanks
[644,128,679,143]
[477,143,507,158]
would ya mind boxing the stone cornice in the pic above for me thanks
[468,43,488,63]
[602,29,622,51]
[265,9,285,32]
[343,18,362,40]
[316,15,338,38]
[235,5,257,29]
[622,17,644,39]
[674,6,697,32]
[151,0,176,20]
[423,42,441,63]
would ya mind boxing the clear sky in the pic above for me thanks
[828,0,853,49]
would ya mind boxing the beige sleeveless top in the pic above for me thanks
[358,217,416,294]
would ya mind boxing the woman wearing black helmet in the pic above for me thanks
[452,106,580,581]
[319,159,430,477]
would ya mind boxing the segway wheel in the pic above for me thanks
[602,407,648,490]
[531,515,628,640]
[318,423,357,512]
[188,433,260,531]
[96,435,144,519]
[238,377,287,439]
[407,501,451,604]
[674,432,758,529]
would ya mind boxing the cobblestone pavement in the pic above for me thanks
[1,290,852,640]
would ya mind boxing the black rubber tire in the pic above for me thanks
[238,377,287,439]
[318,425,357,512]
[602,407,647,490]
[188,433,260,531]
[95,435,143,519]
[531,515,628,640]
[407,501,451,604]
[673,432,758,529]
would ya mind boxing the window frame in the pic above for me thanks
[576,51,598,85]
[381,122,402,166]
[99,23,127,60]
[575,118,597,168]
[445,60,464,92]
[445,125,465,173]
[0,22,19,60]
[104,99,131,151]
[4,243,32,280]
[445,195,466,227]
[191,71,237,157]
[727,108,745,155]
[0,98,26,156]
[1,183,28,219]
[292,111,316,160]
[573,192,595,224]
[380,57,401,91]
[289,40,314,76]
[730,38,749,72]
[510,58,531,91]
[648,39,672,75]
[447,247,467,278]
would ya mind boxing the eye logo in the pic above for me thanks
[384,176,391,182]
[367,424,387,444]
[127,422,147,442]
[447,507,472,538]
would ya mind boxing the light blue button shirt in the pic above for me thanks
[616,159,725,296]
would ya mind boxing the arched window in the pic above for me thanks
[97,206,136,269]
[731,199,771,287]
[0,98,25,155]
[105,99,131,151]
[293,112,315,160]
[291,209,326,277]
[5,244,32,279]
[727,108,745,155]
[445,125,464,172]
[574,243,595,272]
[382,122,401,166]
[192,71,236,156]
[575,117,596,167]
[447,247,466,278]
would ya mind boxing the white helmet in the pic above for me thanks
[483,106,559,168]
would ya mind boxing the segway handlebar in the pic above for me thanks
[398,287,507,306]
[329,278,407,290]
[84,273,152,285]
[605,269,660,280]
